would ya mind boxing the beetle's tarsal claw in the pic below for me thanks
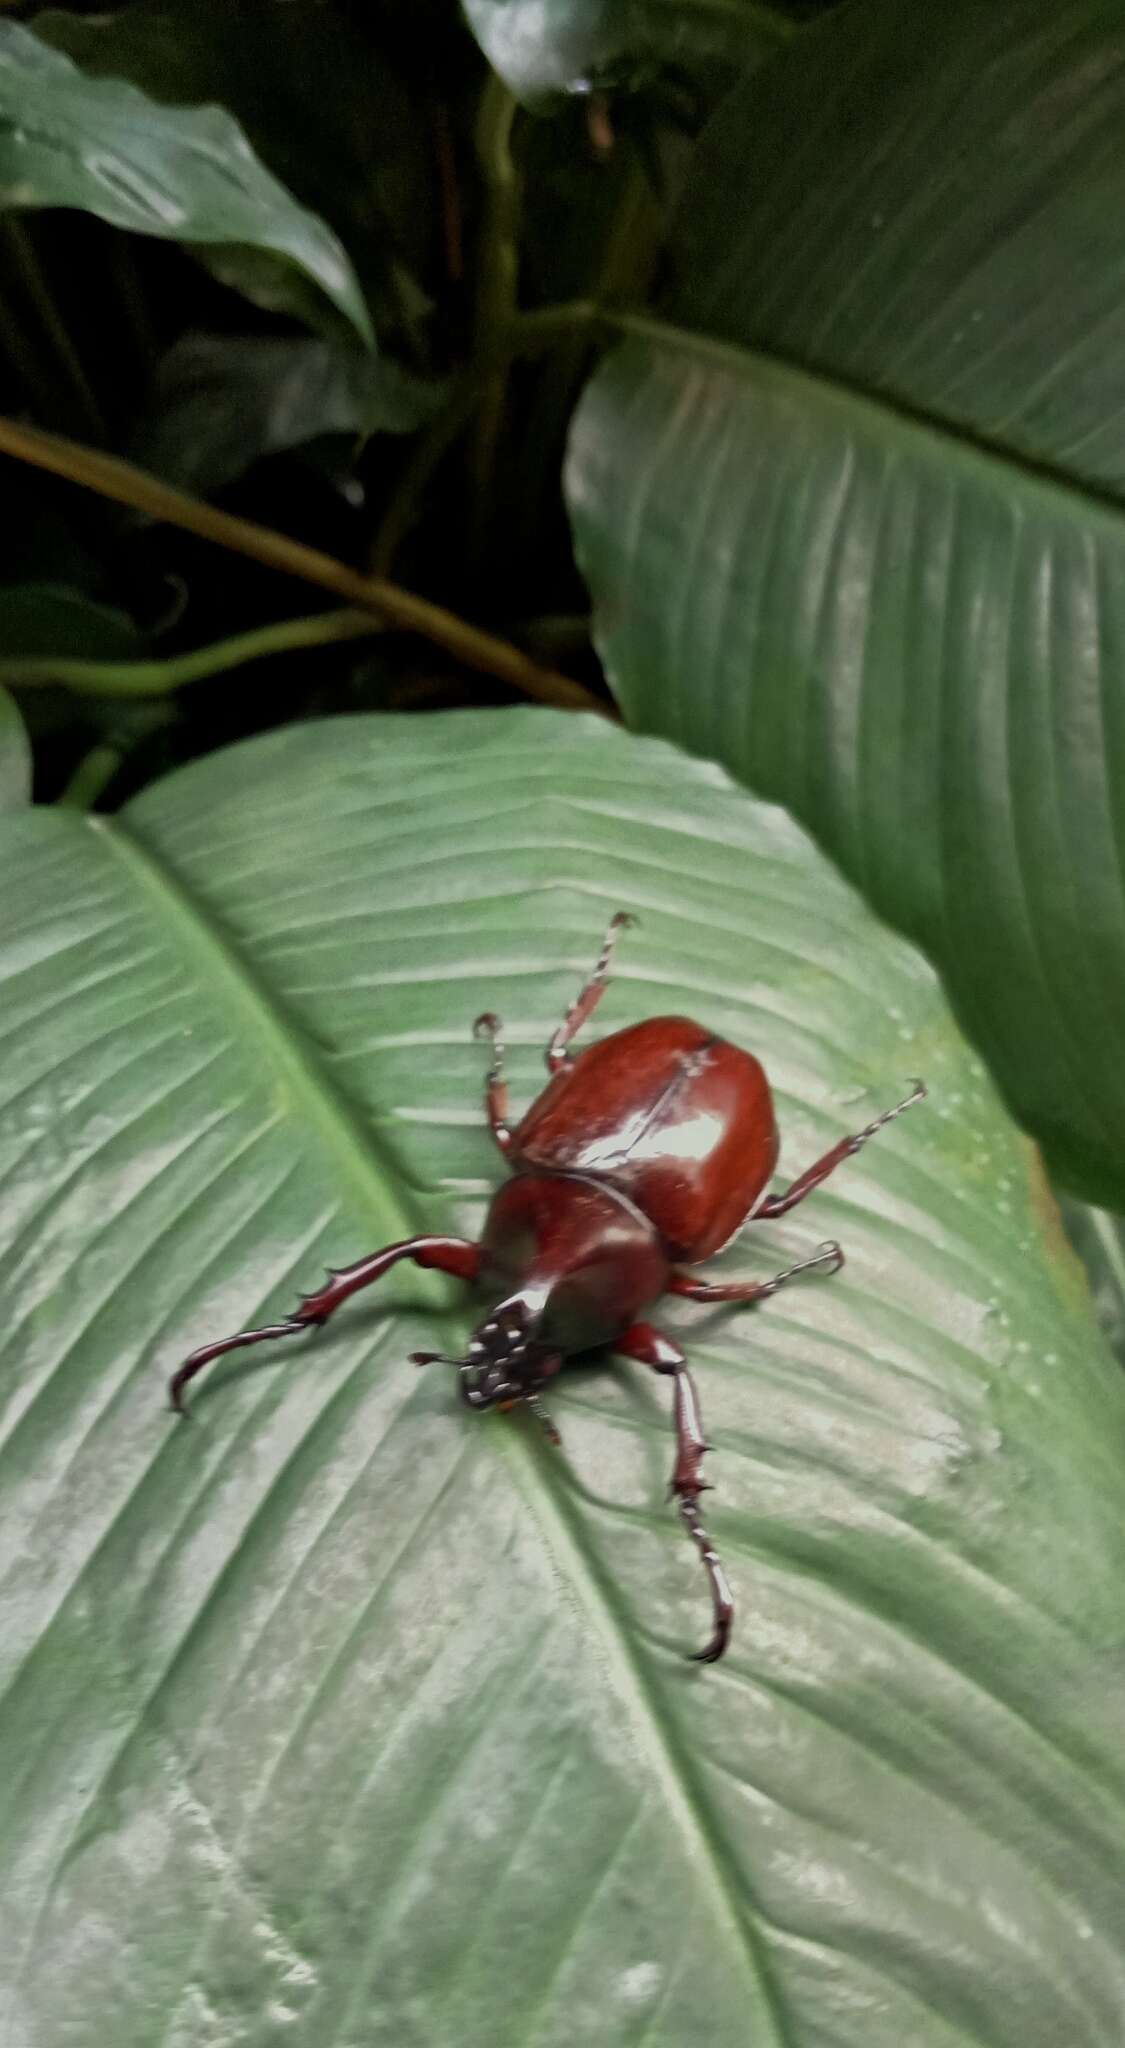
[676,1492,733,1663]
[689,1629,729,1665]
[525,1391,561,1445]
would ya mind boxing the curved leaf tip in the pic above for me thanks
[0,18,373,346]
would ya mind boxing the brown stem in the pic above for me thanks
[0,414,606,716]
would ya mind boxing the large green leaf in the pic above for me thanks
[2,711,1123,2046]
[565,0,1125,1207]
[0,19,373,347]
[462,0,795,101]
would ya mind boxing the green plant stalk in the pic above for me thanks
[509,157,662,565]
[470,73,521,553]
[106,232,162,382]
[56,739,124,809]
[372,303,602,578]
[0,240,79,427]
[2,218,108,442]
[0,413,604,714]
[0,609,383,697]
[370,374,482,579]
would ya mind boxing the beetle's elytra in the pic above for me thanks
[170,914,925,1662]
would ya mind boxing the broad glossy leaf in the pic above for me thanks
[462,0,791,101]
[0,684,29,807]
[0,20,373,347]
[565,0,1125,1207]
[133,334,447,496]
[38,0,442,349]
[2,711,1123,2047]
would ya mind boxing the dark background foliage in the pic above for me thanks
[0,0,829,801]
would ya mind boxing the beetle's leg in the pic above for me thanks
[614,1320,733,1664]
[472,1011,513,1155]
[669,1239,843,1304]
[525,1390,562,1446]
[169,1236,481,1415]
[757,1080,926,1219]
[546,910,635,1073]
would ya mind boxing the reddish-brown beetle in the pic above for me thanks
[170,914,924,1662]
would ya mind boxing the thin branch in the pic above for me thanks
[0,414,606,715]
[0,608,382,697]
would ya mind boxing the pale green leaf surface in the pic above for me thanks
[0,683,30,806]
[565,0,1125,1206]
[1,711,1123,2046]
[0,20,373,347]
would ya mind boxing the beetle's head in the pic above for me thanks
[460,1293,553,1409]
[412,1291,555,1410]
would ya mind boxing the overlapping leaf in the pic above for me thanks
[133,335,447,496]
[0,19,372,346]
[565,0,1125,1205]
[1,710,1123,2046]
[38,0,442,346]
[462,0,797,101]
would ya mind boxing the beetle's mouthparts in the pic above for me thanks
[410,1294,546,1409]
[470,1298,540,1404]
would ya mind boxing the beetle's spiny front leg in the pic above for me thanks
[169,1236,481,1415]
[615,1320,733,1664]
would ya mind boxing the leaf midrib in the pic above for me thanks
[614,310,1125,537]
[95,814,418,1252]
[94,808,787,2040]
